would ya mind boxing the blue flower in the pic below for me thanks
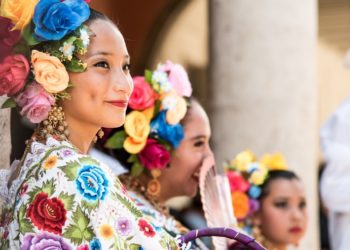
[33,0,90,41]
[76,165,109,201]
[248,185,262,199]
[150,111,184,148]
[90,238,101,250]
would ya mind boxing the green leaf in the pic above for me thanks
[104,131,126,149]
[18,204,26,221]
[60,161,80,181]
[1,98,16,109]
[62,224,83,245]
[79,156,100,166]
[72,205,90,231]
[114,192,142,218]
[131,161,144,177]
[22,23,40,46]
[127,154,138,163]
[81,199,99,212]
[130,243,142,250]
[41,179,56,196]
[19,218,34,234]
[145,70,153,83]
[27,186,43,203]
[65,57,86,73]
[82,226,94,242]
[58,192,75,210]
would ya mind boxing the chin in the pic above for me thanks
[102,117,125,128]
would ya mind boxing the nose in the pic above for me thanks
[291,207,304,221]
[112,69,133,96]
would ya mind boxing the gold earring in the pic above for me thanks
[147,169,162,197]
[93,129,104,143]
[37,105,69,141]
[252,225,265,245]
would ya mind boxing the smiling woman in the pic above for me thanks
[0,1,178,249]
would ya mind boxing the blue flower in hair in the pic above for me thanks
[151,111,184,148]
[33,0,90,41]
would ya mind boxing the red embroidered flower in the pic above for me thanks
[19,183,28,196]
[26,192,67,235]
[138,219,155,237]
[77,245,89,250]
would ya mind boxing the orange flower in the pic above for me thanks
[232,191,250,219]
[31,50,69,93]
[99,224,114,239]
[42,155,58,170]
[124,111,150,154]
[161,91,187,125]
[0,0,38,30]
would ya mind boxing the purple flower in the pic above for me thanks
[21,232,72,250]
[60,149,74,158]
[249,199,260,215]
[115,217,132,236]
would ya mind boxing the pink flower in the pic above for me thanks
[84,0,92,3]
[0,17,21,62]
[128,76,158,110]
[0,54,30,96]
[16,82,55,123]
[158,60,192,97]
[77,245,89,250]
[227,171,250,193]
[138,139,171,170]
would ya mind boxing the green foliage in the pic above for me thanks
[114,192,142,218]
[81,199,99,212]
[60,161,81,181]
[104,131,127,149]
[22,23,40,46]
[79,156,100,166]
[58,192,75,210]
[1,98,17,109]
[131,161,144,177]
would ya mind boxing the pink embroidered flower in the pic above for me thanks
[128,76,158,110]
[138,139,171,170]
[158,60,192,97]
[16,82,55,123]
[77,245,89,250]
[115,217,132,236]
[227,171,250,193]
[0,54,30,96]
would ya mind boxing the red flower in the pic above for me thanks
[227,171,250,193]
[77,245,89,250]
[138,219,155,237]
[138,139,171,170]
[26,192,67,235]
[128,76,158,110]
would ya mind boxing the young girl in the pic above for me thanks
[227,151,308,250]
[0,1,177,249]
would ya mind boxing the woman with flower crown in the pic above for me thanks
[100,61,214,249]
[226,151,308,250]
[0,0,179,249]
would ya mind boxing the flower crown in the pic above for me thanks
[0,0,93,123]
[104,60,193,177]
[225,150,288,234]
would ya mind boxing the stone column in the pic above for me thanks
[0,96,11,169]
[209,1,318,249]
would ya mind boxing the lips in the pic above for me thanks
[289,227,302,233]
[106,100,128,108]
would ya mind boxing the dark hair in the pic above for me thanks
[259,170,300,200]
[86,8,112,24]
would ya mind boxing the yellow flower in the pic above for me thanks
[124,111,150,154]
[260,153,288,170]
[249,165,268,186]
[232,191,250,219]
[231,150,255,172]
[42,155,58,170]
[0,0,38,30]
[99,224,114,239]
[161,91,187,125]
[31,50,69,93]
[142,106,155,122]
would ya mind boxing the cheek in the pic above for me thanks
[260,208,289,236]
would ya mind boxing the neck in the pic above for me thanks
[265,240,287,250]
[65,116,99,154]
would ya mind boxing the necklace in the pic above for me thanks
[119,174,170,216]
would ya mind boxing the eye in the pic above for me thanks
[123,63,131,72]
[194,140,205,148]
[94,61,109,69]
[274,201,288,209]
[299,200,306,209]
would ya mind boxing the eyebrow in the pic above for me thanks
[88,52,130,59]
[189,135,207,141]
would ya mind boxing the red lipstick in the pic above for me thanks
[106,100,128,108]
[289,227,302,233]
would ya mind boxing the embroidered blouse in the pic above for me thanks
[0,137,178,249]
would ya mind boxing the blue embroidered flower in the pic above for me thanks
[76,165,109,201]
[90,238,101,250]
[150,111,184,148]
[248,185,262,199]
[33,0,90,41]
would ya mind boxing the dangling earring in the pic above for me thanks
[147,169,162,197]
[252,225,265,245]
[37,105,69,141]
[93,129,104,143]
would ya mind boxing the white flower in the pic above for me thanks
[162,95,177,110]
[152,70,168,85]
[80,27,90,48]
[175,235,192,250]
[59,42,75,61]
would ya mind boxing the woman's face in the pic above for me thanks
[62,19,133,129]
[255,178,307,248]
[159,102,213,199]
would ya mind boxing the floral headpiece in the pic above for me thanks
[0,0,92,124]
[225,150,288,234]
[104,60,193,177]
